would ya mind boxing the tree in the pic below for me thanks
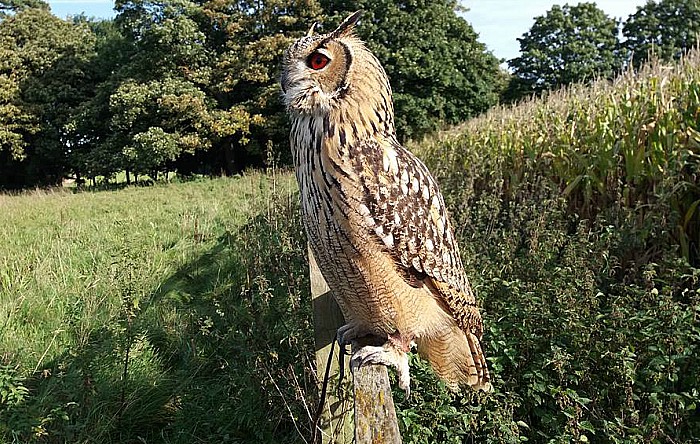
[0,7,96,188]
[202,0,324,169]
[99,0,219,178]
[94,0,323,178]
[62,18,131,181]
[623,0,700,68]
[0,0,48,15]
[321,0,501,141]
[508,2,624,97]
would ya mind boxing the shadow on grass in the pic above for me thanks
[1,195,318,444]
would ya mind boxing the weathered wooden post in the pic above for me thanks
[309,245,353,443]
[351,337,402,443]
[309,245,402,444]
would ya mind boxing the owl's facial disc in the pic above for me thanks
[281,39,351,114]
[281,12,362,114]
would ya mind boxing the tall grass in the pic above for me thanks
[418,51,700,265]
[0,174,317,443]
[2,51,700,443]
[1,177,277,368]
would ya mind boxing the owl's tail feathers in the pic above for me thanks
[416,326,492,392]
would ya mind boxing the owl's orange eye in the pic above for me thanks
[308,52,330,70]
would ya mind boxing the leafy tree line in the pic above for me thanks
[0,0,503,189]
[505,0,700,100]
[1,0,698,189]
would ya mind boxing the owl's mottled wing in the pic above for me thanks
[349,136,483,338]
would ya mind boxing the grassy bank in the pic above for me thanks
[2,52,700,443]
[1,173,317,443]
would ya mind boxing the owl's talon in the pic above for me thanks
[336,324,363,387]
[336,324,353,346]
[350,344,411,395]
[337,323,370,347]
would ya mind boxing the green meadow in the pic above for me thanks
[1,174,317,443]
[2,52,700,443]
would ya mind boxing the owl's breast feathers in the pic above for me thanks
[322,129,483,340]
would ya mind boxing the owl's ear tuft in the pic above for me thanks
[331,10,362,38]
[306,22,317,37]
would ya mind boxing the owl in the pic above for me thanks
[281,11,491,393]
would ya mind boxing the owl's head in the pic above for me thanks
[281,11,390,116]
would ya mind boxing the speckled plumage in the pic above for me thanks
[281,12,490,391]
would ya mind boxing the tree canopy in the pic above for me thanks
[0,7,96,187]
[623,0,700,67]
[0,0,501,188]
[507,2,624,97]
[0,0,48,14]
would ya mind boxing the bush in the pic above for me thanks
[397,49,700,443]
[394,180,700,442]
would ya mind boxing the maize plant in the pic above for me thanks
[417,51,700,266]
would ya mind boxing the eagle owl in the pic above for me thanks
[281,11,491,393]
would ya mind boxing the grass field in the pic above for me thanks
[2,53,700,443]
[1,173,318,443]
[1,175,285,364]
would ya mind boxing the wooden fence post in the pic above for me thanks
[351,338,402,444]
[310,245,353,443]
[309,245,402,444]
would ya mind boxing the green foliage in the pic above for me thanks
[507,2,624,99]
[0,365,29,408]
[0,0,48,14]
[0,173,317,443]
[108,77,251,175]
[67,0,323,180]
[392,181,700,443]
[203,0,324,159]
[623,0,700,68]
[0,8,96,187]
[322,0,501,141]
[104,0,260,177]
[114,0,210,78]
[403,50,700,442]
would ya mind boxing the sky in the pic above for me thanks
[462,0,648,63]
[46,0,649,63]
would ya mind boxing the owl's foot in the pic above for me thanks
[336,323,367,346]
[351,342,411,396]
[335,324,371,388]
